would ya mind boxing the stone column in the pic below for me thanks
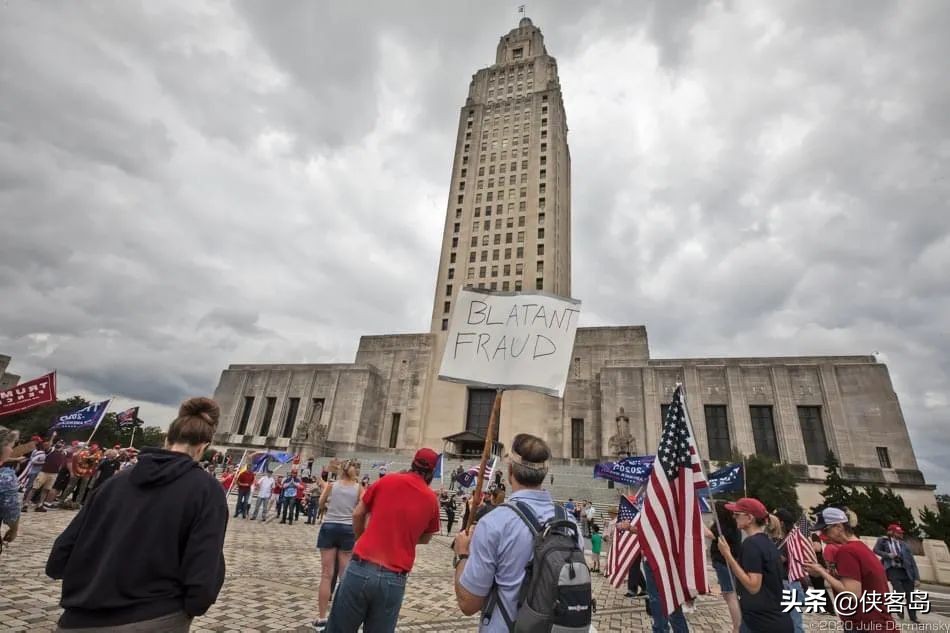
[770,366,805,464]
[682,366,708,459]
[725,366,754,456]
[641,368,660,454]
[818,364,855,465]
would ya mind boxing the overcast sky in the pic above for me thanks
[2,1,948,489]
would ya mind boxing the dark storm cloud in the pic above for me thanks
[1,1,948,491]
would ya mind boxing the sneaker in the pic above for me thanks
[35,506,47,513]
[312,619,327,632]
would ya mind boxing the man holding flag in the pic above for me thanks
[638,384,708,625]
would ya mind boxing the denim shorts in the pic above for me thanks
[714,560,735,593]
[317,522,355,551]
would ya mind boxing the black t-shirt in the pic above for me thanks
[736,533,794,633]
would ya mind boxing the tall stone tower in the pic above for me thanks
[430,17,572,332]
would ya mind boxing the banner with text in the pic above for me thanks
[593,455,655,487]
[0,372,57,417]
[438,289,581,397]
[51,399,111,432]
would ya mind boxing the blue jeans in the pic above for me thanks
[326,558,408,633]
[643,561,690,633]
[235,488,250,517]
[250,496,270,520]
[784,579,805,633]
[275,495,285,516]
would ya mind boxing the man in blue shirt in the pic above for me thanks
[452,433,582,631]
[873,523,920,623]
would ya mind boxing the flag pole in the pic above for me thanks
[85,397,114,444]
[464,388,503,530]
[128,425,137,449]
[226,449,249,498]
[742,457,748,497]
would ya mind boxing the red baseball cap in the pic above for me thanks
[724,497,769,520]
[412,448,439,472]
[887,524,904,534]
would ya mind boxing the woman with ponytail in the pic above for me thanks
[47,398,229,632]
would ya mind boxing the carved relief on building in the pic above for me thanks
[698,367,727,402]
[742,367,774,404]
[789,366,823,404]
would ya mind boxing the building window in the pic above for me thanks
[491,265,498,277]
[482,235,489,246]
[494,234,501,245]
[258,397,276,436]
[453,223,460,233]
[504,248,511,259]
[455,209,462,219]
[538,213,545,225]
[467,267,474,279]
[538,228,545,239]
[517,247,524,258]
[445,284,453,296]
[452,237,459,248]
[518,231,525,243]
[444,301,451,313]
[506,232,513,244]
[492,249,499,260]
[237,396,254,435]
[481,251,488,262]
[389,413,401,448]
[750,406,779,462]
[704,405,731,461]
[502,281,510,291]
[469,252,476,263]
[441,319,448,331]
[877,446,892,469]
[571,418,585,459]
[503,264,511,275]
[479,266,486,278]
[490,281,497,290]
[466,388,500,439]
[450,252,456,263]
[537,244,544,255]
[447,268,455,279]
[515,280,522,290]
[797,406,828,466]
[516,262,524,275]
[535,278,543,290]
[518,216,525,227]
[536,261,544,273]
[281,397,300,438]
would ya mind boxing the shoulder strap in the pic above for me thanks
[502,500,543,536]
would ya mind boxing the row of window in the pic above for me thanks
[441,277,546,328]
[564,405,893,468]
[474,94,548,120]
[235,395,321,439]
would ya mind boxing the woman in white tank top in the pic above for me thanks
[312,459,363,631]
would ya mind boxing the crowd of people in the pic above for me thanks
[0,403,935,632]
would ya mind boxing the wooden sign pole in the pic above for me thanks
[465,388,504,530]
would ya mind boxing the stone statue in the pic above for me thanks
[608,407,636,457]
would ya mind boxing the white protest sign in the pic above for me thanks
[438,288,581,397]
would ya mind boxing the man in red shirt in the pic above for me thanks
[806,507,897,631]
[234,467,256,519]
[324,448,440,633]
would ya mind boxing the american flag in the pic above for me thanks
[116,406,141,428]
[606,495,642,588]
[638,384,710,616]
[782,525,817,582]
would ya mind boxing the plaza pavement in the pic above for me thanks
[3,509,950,632]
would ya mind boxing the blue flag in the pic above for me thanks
[433,453,443,479]
[706,462,744,494]
[593,455,655,486]
[455,470,476,489]
[51,399,111,432]
[251,451,295,472]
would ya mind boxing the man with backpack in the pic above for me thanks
[453,433,592,632]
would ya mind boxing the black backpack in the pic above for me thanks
[482,501,593,632]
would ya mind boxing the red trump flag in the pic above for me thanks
[0,372,57,417]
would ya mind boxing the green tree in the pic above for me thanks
[743,454,802,517]
[848,484,920,537]
[919,495,950,548]
[813,450,851,513]
[1,396,90,440]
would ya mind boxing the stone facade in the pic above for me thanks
[0,354,19,390]
[429,17,571,332]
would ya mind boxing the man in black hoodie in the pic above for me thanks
[47,397,228,632]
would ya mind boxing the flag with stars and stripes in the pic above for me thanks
[638,384,710,615]
[782,524,818,582]
[606,495,642,588]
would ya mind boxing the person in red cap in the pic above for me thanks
[322,448,440,633]
[718,497,793,633]
[805,507,896,631]
[873,523,920,622]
